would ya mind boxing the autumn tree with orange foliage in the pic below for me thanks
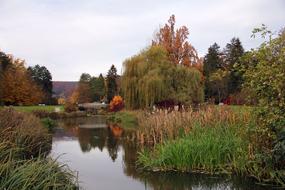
[109,95,124,112]
[152,15,203,71]
[0,59,43,105]
[121,15,205,109]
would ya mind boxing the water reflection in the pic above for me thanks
[51,116,270,190]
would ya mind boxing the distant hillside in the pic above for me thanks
[53,81,78,98]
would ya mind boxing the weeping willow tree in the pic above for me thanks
[122,45,204,109]
[172,66,204,105]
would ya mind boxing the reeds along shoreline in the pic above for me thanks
[135,106,285,187]
[0,108,78,189]
[135,106,252,146]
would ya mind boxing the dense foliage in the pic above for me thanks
[90,73,106,102]
[70,72,110,104]
[0,51,10,105]
[203,38,245,103]
[0,58,43,105]
[225,38,245,94]
[28,64,53,104]
[122,46,204,109]
[0,51,54,106]
[242,29,285,170]
[76,73,92,103]
[106,65,118,102]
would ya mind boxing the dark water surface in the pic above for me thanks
[50,116,270,190]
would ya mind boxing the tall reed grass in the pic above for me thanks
[0,142,78,190]
[0,108,78,189]
[136,106,252,145]
[0,108,51,158]
[137,106,285,187]
[138,125,248,174]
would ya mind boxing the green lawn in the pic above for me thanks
[0,105,64,113]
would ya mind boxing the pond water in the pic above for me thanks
[50,116,270,190]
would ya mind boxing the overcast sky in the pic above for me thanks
[0,0,284,81]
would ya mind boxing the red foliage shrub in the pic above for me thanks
[109,96,124,112]
[223,88,258,105]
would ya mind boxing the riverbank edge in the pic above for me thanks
[135,107,285,188]
[0,108,79,189]
[106,110,138,129]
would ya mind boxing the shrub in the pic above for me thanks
[41,117,57,132]
[109,95,124,112]
[242,29,285,170]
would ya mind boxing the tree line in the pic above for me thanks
[203,38,245,104]
[0,51,53,105]
[120,17,285,171]
[69,64,119,104]
[121,16,285,182]
[0,48,119,107]
[121,15,273,109]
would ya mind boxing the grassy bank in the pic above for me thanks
[137,106,284,187]
[107,110,138,129]
[0,105,64,113]
[0,108,77,189]
[139,125,248,174]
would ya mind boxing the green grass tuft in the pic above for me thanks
[107,110,138,129]
[0,154,77,190]
[41,118,57,132]
[138,124,248,174]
